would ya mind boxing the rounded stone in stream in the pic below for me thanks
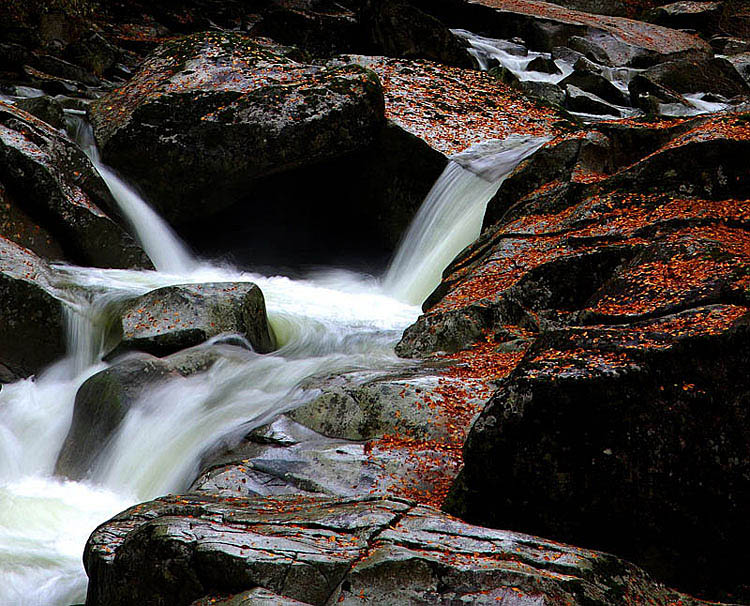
[110,282,276,358]
[54,353,176,480]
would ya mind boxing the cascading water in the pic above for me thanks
[384,135,549,305]
[0,120,545,605]
[71,117,196,275]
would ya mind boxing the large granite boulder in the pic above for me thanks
[83,494,716,606]
[89,32,385,225]
[110,282,276,358]
[0,236,67,381]
[0,101,149,268]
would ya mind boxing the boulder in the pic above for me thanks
[54,353,176,479]
[526,55,561,74]
[447,307,750,600]
[359,0,473,67]
[559,66,629,105]
[636,56,750,98]
[542,0,651,18]
[251,5,363,58]
[191,589,313,606]
[110,283,276,358]
[13,95,65,129]
[191,415,458,501]
[0,236,66,381]
[193,361,494,506]
[83,493,718,606]
[89,32,385,225]
[564,85,622,116]
[0,101,150,268]
[64,31,121,77]
[646,1,724,37]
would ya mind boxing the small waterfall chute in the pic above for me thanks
[383,135,549,306]
[71,118,197,275]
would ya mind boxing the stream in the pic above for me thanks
[0,119,545,605]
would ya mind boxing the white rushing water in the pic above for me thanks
[384,135,549,305]
[0,119,544,604]
[72,118,197,274]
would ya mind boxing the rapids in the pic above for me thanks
[0,121,539,604]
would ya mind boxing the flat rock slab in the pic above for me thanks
[84,494,716,606]
[112,282,275,357]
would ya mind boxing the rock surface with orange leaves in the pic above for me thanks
[83,493,717,606]
[394,113,750,601]
[89,31,385,226]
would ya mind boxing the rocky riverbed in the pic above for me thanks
[0,0,748,604]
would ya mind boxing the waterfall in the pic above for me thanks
[384,135,549,305]
[71,117,197,275]
[1,118,546,605]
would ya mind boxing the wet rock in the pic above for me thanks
[345,55,562,157]
[111,283,276,358]
[14,95,65,129]
[629,73,688,108]
[0,101,150,268]
[711,36,750,55]
[564,85,622,116]
[396,112,750,598]
[31,53,100,86]
[192,358,493,504]
[540,0,641,17]
[64,31,121,77]
[183,119,448,267]
[448,307,750,601]
[359,0,473,67]
[251,5,363,58]
[90,32,385,225]
[560,62,629,105]
[646,1,724,37]
[21,65,80,95]
[526,55,561,74]
[725,52,750,87]
[191,589,314,606]
[518,80,566,105]
[487,64,521,86]
[191,415,452,500]
[289,370,480,442]
[84,493,717,606]
[0,236,66,381]
[54,353,177,480]
[637,56,750,98]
